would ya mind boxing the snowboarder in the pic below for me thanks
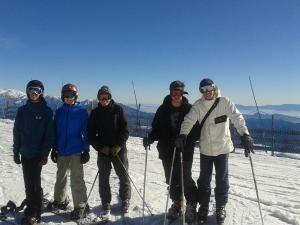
[88,85,131,218]
[175,78,254,225]
[48,83,90,220]
[143,80,200,224]
[13,80,55,224]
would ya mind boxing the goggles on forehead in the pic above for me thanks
[27,86,43,95]
[200,85,215,93]
[63,91,77,99]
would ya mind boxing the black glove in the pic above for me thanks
[174,134,187,152]
[13,153,21,164]
[51,149,58,163]
[80,151,90,164]
[241,134,254,157]
[143,136,154,148]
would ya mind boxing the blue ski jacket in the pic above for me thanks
[13,98,55,159]
[55,103,89,156]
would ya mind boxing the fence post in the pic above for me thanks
[272,115,275,156]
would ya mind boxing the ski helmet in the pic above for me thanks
[26,80,44,98]
[169,80,188,94]
[61,83,78,101]
[97,85,112,99]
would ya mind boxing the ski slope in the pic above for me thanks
[0,119,300,225]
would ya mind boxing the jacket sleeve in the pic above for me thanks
[180,102,201,136]
[148,106,163,141]
[81,109,89,152]
[88,110,101,151]
[41,110,55,157]
[117,106,129,146]
[225,98,249,136]
[13,108,22,155]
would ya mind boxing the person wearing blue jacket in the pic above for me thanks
[48,83,90,220]
[13,80,55,225]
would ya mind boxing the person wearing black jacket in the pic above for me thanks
[88,85,131,216]
[143,81,200,224]
[13,80,55,224]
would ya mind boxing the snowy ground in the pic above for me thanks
[0,119,300,225]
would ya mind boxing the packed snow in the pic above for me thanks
[0,119,300,225]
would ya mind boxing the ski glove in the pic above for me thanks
[143,136,154,148]
[80,151,90,164]
[111,145,121,156]
[101,146,111,156]
[39,156,48,166]
[174,134,187,152]
[241,134,254,157]
[51,149,58,163]
[13,153,21,164]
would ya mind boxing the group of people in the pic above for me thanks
[12,78,254,225]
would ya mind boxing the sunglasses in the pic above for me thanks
[27,86,43,95]
[99,96,110,101]
[200,85,215,93]
[63,91,77,99]
[171,90,183,97]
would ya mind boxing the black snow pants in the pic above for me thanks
[97,151,131,205]
[197,153,229,208]
[162,155,198,204]
[21,156,43,219]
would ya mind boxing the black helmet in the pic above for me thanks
[169,80,188,94]
[26,80,44,98]
[61,83,78,101]
[97,85,112,99]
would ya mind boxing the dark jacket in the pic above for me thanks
[149,95,200,160]
[88,100,129,156]
[55,103,89,156]
[13,98,55,159]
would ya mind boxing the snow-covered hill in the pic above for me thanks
[0,119,300,225]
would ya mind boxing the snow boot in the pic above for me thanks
[185,202,197,224]
[121,199,130,213]
[197,206,209,224]
[69,204,90,220]
[216,206,226,225]
[47,196,70,211]
[167,199,183,220]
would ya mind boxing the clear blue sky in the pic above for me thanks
[0,0,299,105]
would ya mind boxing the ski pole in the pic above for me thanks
[142,133,150,225]
[249,154,264,225]
[116,155,154,216]
[163,147,177,225]
[79,170,99,224]
[179,151,185,225]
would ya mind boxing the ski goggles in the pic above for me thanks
[27,86,43,95]
[62,91,77,99]
[200,85,215,93]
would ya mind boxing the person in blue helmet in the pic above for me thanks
[13,80,55,225]
[48,83,90,220]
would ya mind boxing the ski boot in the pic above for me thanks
[185,202,197,224]
[100,203,111,221]
[69,204,90,220]
[21,216,40,225]
[167,199,183,221]
[47,196,70,211]
[197,206,209,224]
[121,199,130,213]
[216,206,226,225]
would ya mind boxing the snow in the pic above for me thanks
[0,119,300,225]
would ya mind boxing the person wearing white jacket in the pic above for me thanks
[175,78,254,225]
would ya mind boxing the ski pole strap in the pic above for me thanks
[199,97,220,130]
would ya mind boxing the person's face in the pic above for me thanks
[27,86,43,102]
[171,89,183,104]
[99,94,111,107]
[64,97,76,105]
[201,86,216,101]
[63,91,77,105]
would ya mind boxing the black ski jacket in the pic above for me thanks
[88,100,129,156]
[149,95,200,161]
[13,98,55,159]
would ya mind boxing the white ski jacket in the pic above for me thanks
[180,96,249,156]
